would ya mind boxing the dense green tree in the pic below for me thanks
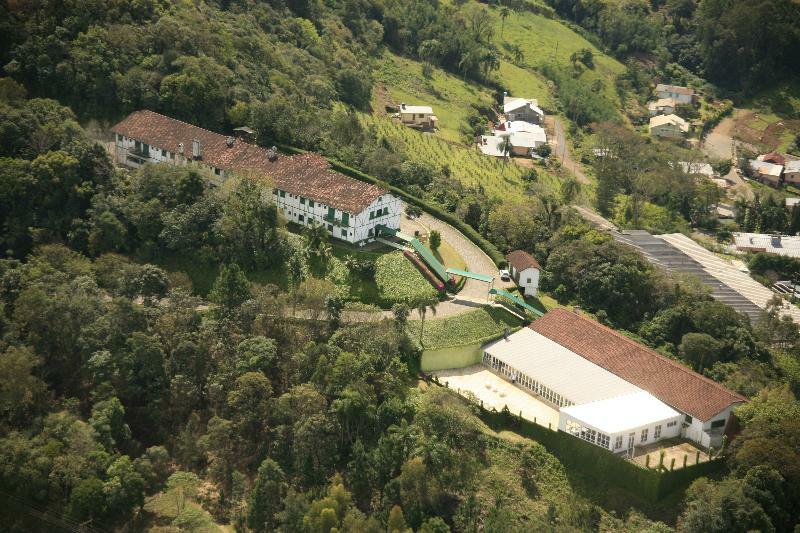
[247,459,287,532]
[209,263,251,311]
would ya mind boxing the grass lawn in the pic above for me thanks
[375,251,439,305]
[432,239,467,271]
[494,4,625,114]
[408,306,523,351]
[496,61,554,110]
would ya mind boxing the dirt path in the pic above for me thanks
[546,116,590,185]
[702,109,754,199]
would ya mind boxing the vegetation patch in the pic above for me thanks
[375,251,438,305]
[408,306,523,351]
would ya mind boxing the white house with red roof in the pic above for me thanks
[110,110,401,244]
[481,309,746,453]
[505,250,541,296]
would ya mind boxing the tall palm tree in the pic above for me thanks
[498,135,513,163]
[500,7,510,38]
[415,296,438,348]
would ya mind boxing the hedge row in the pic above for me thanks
[473,397,726,500]
[275,144,508,268]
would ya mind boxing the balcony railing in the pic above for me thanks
[323,214,347,227]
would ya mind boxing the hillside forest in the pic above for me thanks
[1,0,800,532]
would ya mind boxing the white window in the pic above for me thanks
[654,425,661,439]
[667,421,677,427]
[614,435,623,450]
[598,434,610,449]
[641,428,648,443]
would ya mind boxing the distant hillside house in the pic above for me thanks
[111,110,401,244]
[649,114,689,138]
[503,96,544,124]
[482,309,746,452]
[654,84,695,105]
[678,161,715,178]
[732,232,800,258]
[760,152,786,166]
[648,97,677,116]
[505,250,541,296]
[783,160,800,185]
[749,159,783,185]
[398,104,437,129]
[479,129,547,157]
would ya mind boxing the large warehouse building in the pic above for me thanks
[482,309,745,453]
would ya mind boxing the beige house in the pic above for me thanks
[648,97,677,116]
[654,84,695,105]
[749,160,783,186]
[503,96,544,124]
[649,114,689,138]
[398,104,437,129]
[784,160,800,185]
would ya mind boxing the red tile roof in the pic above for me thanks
[762,152,786,166]
[529,309,746,420]
[506,250,541,272]
[111,110,387,213]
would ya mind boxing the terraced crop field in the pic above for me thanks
[360,113,557,200]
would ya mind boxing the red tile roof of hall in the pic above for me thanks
[111,110,387,213]
[506,250,541,272]
[529,309,746,420]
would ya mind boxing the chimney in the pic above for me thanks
[192,139,202,160]
[400,103,406,110]
[226,136,234,148]
[177,142,184,155]
[266,146,278,161]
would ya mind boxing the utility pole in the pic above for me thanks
[554,41,559,61]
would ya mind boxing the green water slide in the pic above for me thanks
[409,238,448,282]
[489,288,544,317]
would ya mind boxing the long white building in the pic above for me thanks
[482,309,746,452]
[111,110,401,244]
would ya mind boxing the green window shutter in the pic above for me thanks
[143,143,150,157]
[328,207,335,218]
[135,140,141,152]
[383,207,389,215]
[280,190,286,198]
[300,197,305,205]
[342,212,349,226]
[309,200,314,208]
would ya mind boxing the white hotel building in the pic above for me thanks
[111,110,401,244]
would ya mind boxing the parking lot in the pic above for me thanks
[432,365,560,429]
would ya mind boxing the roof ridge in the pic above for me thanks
[537,309,746,401]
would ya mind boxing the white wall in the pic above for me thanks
[559,411,682,452]
[510,265,540,296]
[656,90,693,104]
[273,189,401,244]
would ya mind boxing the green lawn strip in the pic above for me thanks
[375,250,438,305]
[408,306,523,351]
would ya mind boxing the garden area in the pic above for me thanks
[375,251,440,306]
[407,306,523,352]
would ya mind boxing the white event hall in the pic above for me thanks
[481,309,745,453]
